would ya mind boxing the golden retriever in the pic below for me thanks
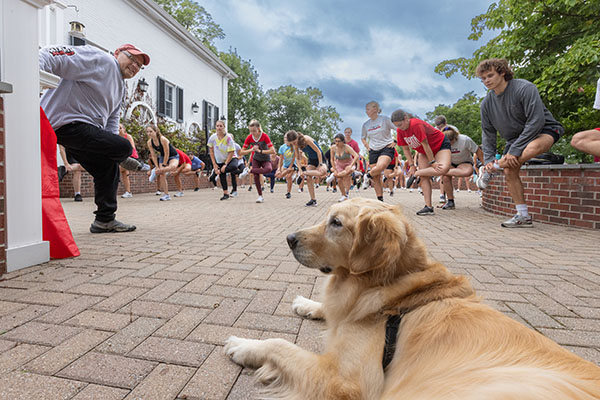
[224,198,600,399]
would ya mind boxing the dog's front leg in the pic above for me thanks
[225,336,360,399]
[292,295,324,320]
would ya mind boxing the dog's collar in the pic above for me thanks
[382,309,410,371]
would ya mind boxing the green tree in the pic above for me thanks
[154,0,224,52]
[265,85,342,148]
[219,49,268,145]
[435,0,600,163]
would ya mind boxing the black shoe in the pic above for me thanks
[415,177,421,185]
[58,166,67,182]
[248,186,252,191]
[285,192,291,199]
[194,187,199,192]
[441,200,455,210]
[296,176,303,185]
[305,199,317,207]
[220,194,230,201]
[209,171,217,184]
[332,188,337,193]
[406,175,416,188]
[90,219,136,233]
[416,206,434,216]
[74,193,83,202]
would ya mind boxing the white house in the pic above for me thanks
[0,0,236,273]
[39,0,237,140]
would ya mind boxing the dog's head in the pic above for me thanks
[287,198,424,278]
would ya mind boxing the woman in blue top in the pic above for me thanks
[285,130,327,207]
[276,136,297,199]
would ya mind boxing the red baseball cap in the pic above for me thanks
[116,44,150,66]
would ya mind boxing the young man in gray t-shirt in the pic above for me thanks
[476,58,564,228]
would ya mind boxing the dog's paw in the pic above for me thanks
[224,336,265,369]
[292,296,324,319]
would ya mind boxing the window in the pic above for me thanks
[157,77,184,122]
[202,100,219,132]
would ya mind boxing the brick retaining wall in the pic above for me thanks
[481,164,600,230]
[59,170,215,198]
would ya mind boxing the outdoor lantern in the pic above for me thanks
[192,102,200,113]
[137,77,149,93]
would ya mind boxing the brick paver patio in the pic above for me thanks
[1,186,599,399]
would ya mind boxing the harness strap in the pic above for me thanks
[382,312,405,370]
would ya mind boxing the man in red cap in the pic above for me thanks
[40,43,150,233]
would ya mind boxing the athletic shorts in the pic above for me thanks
[307,158,322,167]
[158,153,179,165]
[386,163,396,170]
[369,146,395,165]
[504,127,562,156]
[437,137,452,152]
[451,160,473,168]
[65,150,79,165]
[335,158,353,172]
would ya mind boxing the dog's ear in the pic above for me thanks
[348,207,408,275]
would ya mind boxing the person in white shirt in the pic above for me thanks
[570,77,600,160]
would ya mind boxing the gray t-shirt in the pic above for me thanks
[361,115,395,151]
[40,45,125,134]
[480,79,563,164]
[450,134,479,165]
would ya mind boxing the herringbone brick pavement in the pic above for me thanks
[0,184,598,399]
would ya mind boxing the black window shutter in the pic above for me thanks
[215,106,220,127]
[202,100,208,132]
[157,77,165,117]
[176,87,184,123]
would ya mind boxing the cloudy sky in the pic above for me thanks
[202,0,496,141]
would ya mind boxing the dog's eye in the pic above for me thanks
[330,217,342,227]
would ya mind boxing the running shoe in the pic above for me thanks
[159,194,171,201]
[296,175,304,185]
[476,167,492,190]
[90,219,136,233]
[248,186,252,191]
[501,214,533,228]
[74,193,83,202]
[416,206,434,216]
[305,199,317,207]
[361,175,370,189]
[149,168,157,183]
[194,187,199,191]
[332,188,337,193]
[326,174,336,185]
[155,191,162,195]
[220,194,230,201]
[239,167,250,179]
[405,175,416,189]
[285,192,291,199]
[174,191,184,197]
[256,195,264,203]
[439,194,446,203]
[121,191,133,198]
[57,165,67,182]
[441,200,455,210]
[120,157,143,171]
[230,191,238,197]
[338,195,348,202]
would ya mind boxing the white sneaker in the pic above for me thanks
[338,195,348,202]
[409,188,414,193]
[297,188,302,193]
[155,191,162,196]
[174,191,184,197]
[239,167,250,179]
[256,195,264,203]
[361,175,370,189]
[468,189,472,193]
[121,191,133,198]
[326,174,336,185]
[231,191,238,197]
[418,187,423,193]
[159,194,171,201]
[149,168,157,183]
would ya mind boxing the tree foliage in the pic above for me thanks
[154,0,224,51]
[265,86,342,148]
[426,91,483,144]
[219,49,268,145]
[434,0,600,162]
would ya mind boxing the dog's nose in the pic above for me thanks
[287,233,298,250]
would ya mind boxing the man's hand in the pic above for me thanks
[501,154,520,169]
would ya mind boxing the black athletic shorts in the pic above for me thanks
[369,146,395,165]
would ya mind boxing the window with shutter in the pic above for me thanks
[215,107,220,126]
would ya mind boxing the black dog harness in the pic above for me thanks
[382,309,410,370]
